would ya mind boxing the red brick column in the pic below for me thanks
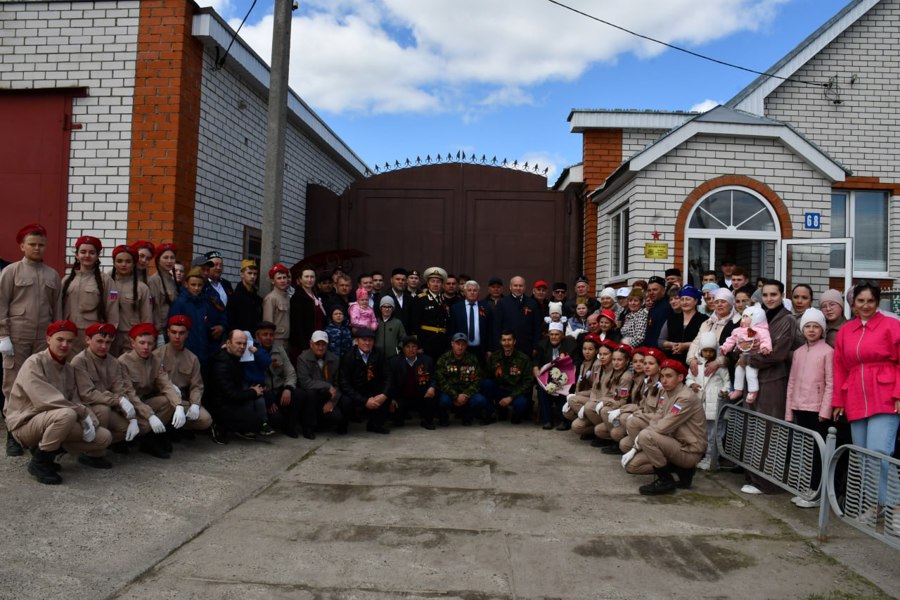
[128,0,203,257]
[582,129,622,290]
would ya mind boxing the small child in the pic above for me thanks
[785,307,833,508]
[348,287,377,333]
[721,305,772,402]
[686,331,731,470]
[565,302,589,338]
[325,306,353,358]
[544,301,567,326]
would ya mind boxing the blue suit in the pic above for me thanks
[494,294,542,356]
[449,299,495,361]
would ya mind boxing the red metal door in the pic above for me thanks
[0,90,79,272]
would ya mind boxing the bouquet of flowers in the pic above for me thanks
[537,355,575,396]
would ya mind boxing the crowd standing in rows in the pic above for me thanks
[1,225,898,506]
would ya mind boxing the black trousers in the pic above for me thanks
[296,388,351,431]
[264,387,301,435]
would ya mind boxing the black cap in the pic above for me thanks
[354,327,376,339]
[664,268,681,277]
[203,250,223,261]
[488,276,503,286]
[648,276,666,286]
[552,282,567,291]
[400,335,419,346]
[391,267,408,277]
[254,321,276,333]
[574,275,589,285]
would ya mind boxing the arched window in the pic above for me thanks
[688,188,776,232]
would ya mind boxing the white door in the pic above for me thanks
[779,238,853,317]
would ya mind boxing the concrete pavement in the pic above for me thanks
[1,421,896,600]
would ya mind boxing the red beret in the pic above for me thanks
[16,223,47,244]
[615,343,633,357]
[75,235,102,253]
[154,242,176,259]
[268,263,289,279]
[128,322,158,339]
[130,240,155,255]
[112,244,134,258]
[596,338,617,351]
[643,347,665,363]
[660,359,688,377]
[46,320,77,337]
[167,314,192,329]
[631,346,647,356]
[599,309,618,323]
[85,323,116,338]
[583,333,603,347]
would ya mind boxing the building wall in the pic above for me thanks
[194,51,357,282]
[0,0,140,260]
[622,128,667,160]
[594,134,831,284]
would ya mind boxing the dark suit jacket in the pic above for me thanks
[449,300,495,352]
[384,287,413,329]
[494,295,542,356]
[533,337,578,369]
[386,354,436,399]
[339,347,389,408]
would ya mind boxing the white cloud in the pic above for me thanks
[231,0,790,115]
[195,0,234,19]
[518,150,566,182]
[690,99,720,113]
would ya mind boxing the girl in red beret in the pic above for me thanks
[109,245,152,356]
[60,236,118,354]
[147,243,179,338]
[130,240,155,285]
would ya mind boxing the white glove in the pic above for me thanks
[125,418,140,442]
[148,415,166,434]
[172,405,186,429]
[0,337,13,357]
[119,396,135,419]
[156,333,165,347]
[566,393,575,403]
[621,448,637,468]
[633,432,642,450]
[187,404,200,421]
[81,416,96,442]
[608,408,622,425]
[577,405,586,419]
[594,401,603,415]
[171,385,182,399]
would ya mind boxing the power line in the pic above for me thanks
[545,0,826,88]
[215,0,259,70]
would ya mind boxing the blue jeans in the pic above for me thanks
[850,413,900,504]
[437,392,489,422]
[481,379,530,420]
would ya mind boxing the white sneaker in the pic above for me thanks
[697,458,711,471]
[741,484,763,495]
[793,497,820,508]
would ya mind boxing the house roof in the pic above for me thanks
[727,0,880,115]
[552,162,584,190]
[588,105,850,203]
[568,109,696,132]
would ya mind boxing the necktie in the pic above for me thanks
[468,302,476,343]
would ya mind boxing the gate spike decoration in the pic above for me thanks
[492,156,497,165]
[416,156,421,164]
[363,151,552,177]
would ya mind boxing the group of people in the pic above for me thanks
[1,224,897,507]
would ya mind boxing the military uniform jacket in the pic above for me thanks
[573,357,602,394]
[112,275,152,337]
[59,270,120,332]
[410,291,450,350]
[594,368,634,407]
[486,350,534,398]
[620,374,662,417]
[264,343,297,392]
[5,349,90,431]
[262,287,291,343]
[436,351,482,398]
[147,271,178,331]
[154,343,204,406]
[339,347,389,407]
[118,350,180,409]
[646,382,707,455]
[0,257,60,340]
[72,347,152,419]
[296,349,341,400]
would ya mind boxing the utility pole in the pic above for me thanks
[259,0,294,294]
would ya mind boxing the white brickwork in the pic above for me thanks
[0,0,140,262]
[622,128,667,161]
[194,51,356,281]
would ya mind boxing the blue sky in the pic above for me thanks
[200,0,851,182]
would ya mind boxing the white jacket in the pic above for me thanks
[685,357,731,420]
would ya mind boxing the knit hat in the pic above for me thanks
[599,287,616,300]
[379,295,395,308]
[699,331,718,351]
[548,301,563,316]
[355,287,368,302]
[819,289,844,309]
[800,307,827,332]
[742,305,766,328]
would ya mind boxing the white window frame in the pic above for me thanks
[830,190,890,279]
[609,204,630,279]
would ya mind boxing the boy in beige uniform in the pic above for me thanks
[0,224,60,456]
[262,263,291,351]
[154,315,213,434]
[5,320,112,484]
[118,323,184,458]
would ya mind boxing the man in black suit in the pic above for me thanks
[494,275,542,357]
[339,328,391,434]
[386,336,438,430]
[384,267,413,329]
[449,279,494,364]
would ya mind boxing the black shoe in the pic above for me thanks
[580,434,595,441]
[6,432,23,457]
[180,430,196,441]
[462,418,473,426]
[334,422,349,435]
[140,436,170,459]
[673,466,696,489]
[233,431,257,440]
[510,415,522,425]
[555,421,571,431]
[210,423,228,445]
[601,445,623,455]
[161,433,174,453]
[496,409,509,422]
[542,422,553,430]
[481,415,497,426]
[28,449,62,485]
[590,437,614,447]
[78,454,113,469]
[366,423,390,434]
[639,468,677,496]
[420,419,436,430]
[259,422,276,437]
[109,441,130,454]
[300,428,316,440]
[438,415,449,427]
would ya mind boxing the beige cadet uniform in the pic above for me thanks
[569,364,611,435]
[625,382,707,474]
[147,271,177,332]
[562,357,602,422]
[0,258,60,398]
[595,373,650,442]
[59,270,119,355]
[118,350,179,423]
[262,287,290,349]
[111,276,152,356]
[71,347,153,442]
[154,343,212,430]
[5,350,111,456]
[613,375,665,451]
[572,367,632,435]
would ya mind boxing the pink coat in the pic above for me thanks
[832,312,900,422]
[720,322,772,354]
[348,303,378,331]
[785,339,833,422]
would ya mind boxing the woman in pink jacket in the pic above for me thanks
[832,282,900,510]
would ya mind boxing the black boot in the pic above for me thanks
[673,466,696,489]
[639,467,677,496]
[601,444,624,455]
[28,448,62,485]
[29,447,61,472]
[6,431,23,457]
[78,454,113,469]
[140,435,170,459]
[591,437,614,448]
